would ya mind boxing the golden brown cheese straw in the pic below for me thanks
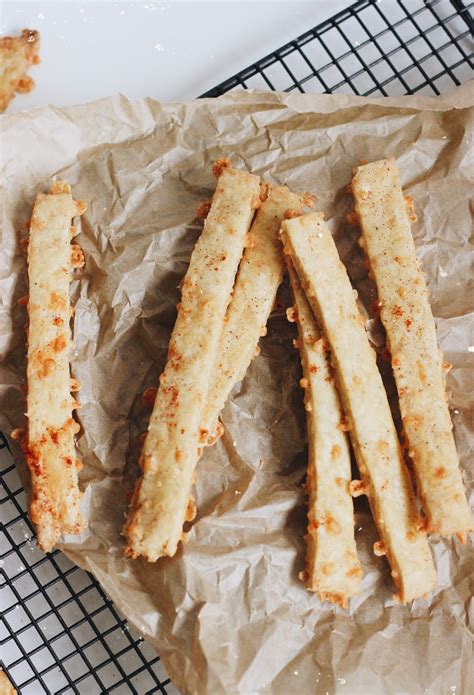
[201,185,303,442]
[124,163,261,561]
[281,212,436,602]
[352,159,472,537]
[287,259,361,606]
[25,182,85,552]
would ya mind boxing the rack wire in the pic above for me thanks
[202,0,473,97]
[0,433,176,695]
[1,1,473,693]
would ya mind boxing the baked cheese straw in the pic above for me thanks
[352,159,472,538]
[280,213,437,602]
[201,185,304,443]
[23,182,85,552]
[124,161,261,561]
[287,259,361,606]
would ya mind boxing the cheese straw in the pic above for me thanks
[287,258,361,606]
[352,159,472,538]
[281,212,437,602]
[201,184,305,444]
[124,161,261,561]
[21,182,85,552]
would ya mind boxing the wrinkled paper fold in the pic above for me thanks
[1,85,473,695]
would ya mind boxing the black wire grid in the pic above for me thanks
[202,0,473,97]
[1,1,473,693]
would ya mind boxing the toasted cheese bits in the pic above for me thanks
[287,259,361,606]
[201,185,304,443]
[352,159,472,537]
[24,182,85,552]
[281,213,436,602]
[124,161,261,561]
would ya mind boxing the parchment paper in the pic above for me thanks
[1,86,473,695]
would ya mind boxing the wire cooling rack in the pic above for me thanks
[1,1,473,693]
[202,0,473,97]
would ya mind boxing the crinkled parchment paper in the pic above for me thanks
[1,86,473,695]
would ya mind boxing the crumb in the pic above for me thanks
[347,211,359,226]
[301,192,316,207]
[196,200,212,221]
[212,158,231,177]
[349,480,367,498]
[284,208,303,220]
[70,244,85,269]
[259,182,269,202]
[142,387,158,408]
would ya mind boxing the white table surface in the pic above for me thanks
[2,0,353,111]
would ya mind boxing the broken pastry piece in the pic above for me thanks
[287,259,361,607]
[281,212,437,602]
[352,158,472,538]
[201,184,305,444]
[124,160,261,562]
[0,29,40,113]
[22,182,85,552]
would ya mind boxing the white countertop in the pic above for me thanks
[2,0,353,111]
